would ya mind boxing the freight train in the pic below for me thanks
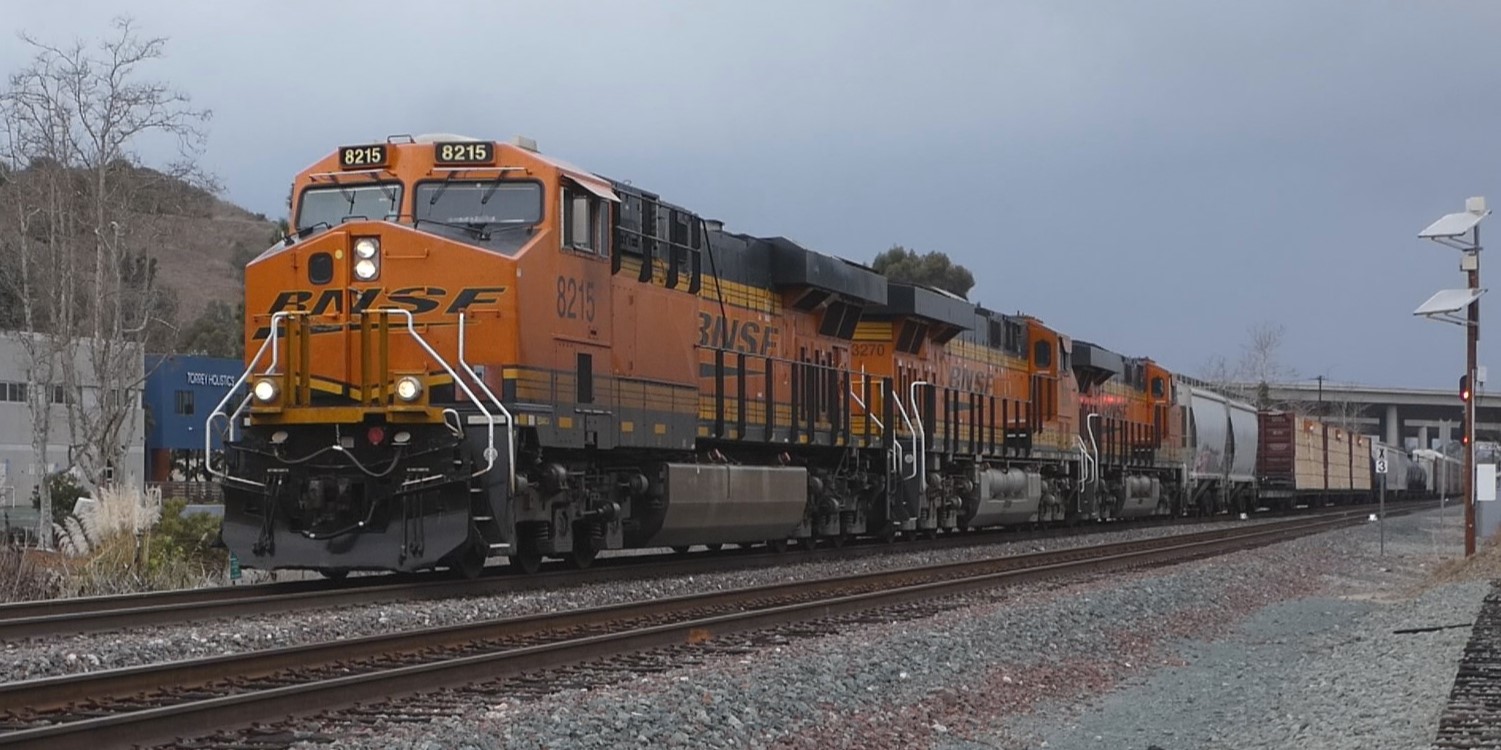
[208,134,1425,578]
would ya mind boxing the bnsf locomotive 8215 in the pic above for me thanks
[210,134,1387,577]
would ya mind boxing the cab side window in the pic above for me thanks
[562,187,606,255]
[1033,340,1052,368]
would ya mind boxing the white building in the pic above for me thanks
[0,332,145,509]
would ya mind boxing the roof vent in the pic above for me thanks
[705,219,724,232]
[512,135,539,152]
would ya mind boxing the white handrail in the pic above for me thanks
[891,385,920,481]
[206,310,300,487]
[381,308,500,483]
[457,313,515,489]
[848,370,884,432]
[1085,412,1101,485]
[910,380,930,491]
[1076,435,1095,484]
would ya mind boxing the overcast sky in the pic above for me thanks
[5,1,1500,390]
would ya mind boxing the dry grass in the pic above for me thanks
[1428,533,1501,586]
[1,484,225,601]
[0,545,61,602]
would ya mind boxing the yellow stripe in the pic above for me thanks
[853,321,892,342]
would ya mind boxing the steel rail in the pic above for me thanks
[0,500,1435,641]
[0,509,1406,749]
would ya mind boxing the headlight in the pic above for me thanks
[252,378,280,403]
[353,237,379,259]
[395,376,424,402]
[354,258,378,280]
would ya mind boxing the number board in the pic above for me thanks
[434,141,495,165]
[338,144,388,169]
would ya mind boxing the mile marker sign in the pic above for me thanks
[1376,456,1388,475]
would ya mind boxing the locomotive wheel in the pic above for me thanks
[450,543,486,580]
[510,549,543,575]
[767,538,789,553]
[569,542,597,569]
[827,534,847,549]
[318,569,349,580]
[705,543,724,552]
[671,545,692,555]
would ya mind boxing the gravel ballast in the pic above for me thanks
[248,505,1479,750]
[0,515,1291,682]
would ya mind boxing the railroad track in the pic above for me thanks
[0,499,1434,640]
[1433,583,1501,749]
[0,506,1414,750]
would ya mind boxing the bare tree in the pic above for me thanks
[0,18,211,545]
[1197,322,1300,409]
[1,51,83,548]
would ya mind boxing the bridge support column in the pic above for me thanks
[1386,404,1400,446]
[1419,425,1431,451]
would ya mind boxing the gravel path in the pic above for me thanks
[251,505,1474,750]
[978,505,1486,750]
[1,515,1284,682]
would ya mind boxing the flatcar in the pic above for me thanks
[210,134,1389,578]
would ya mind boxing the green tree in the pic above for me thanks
[871,245,975,298]
[177,300,242,358]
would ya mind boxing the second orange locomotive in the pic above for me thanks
[214,134,1185,576]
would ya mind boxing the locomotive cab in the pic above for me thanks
[214,135,617,576]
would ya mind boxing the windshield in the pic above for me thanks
[414,181,543,253]
[296,183,402,231]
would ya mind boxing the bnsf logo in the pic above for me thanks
[263,286,506,316]
[697,312,778,355]
[251,286,505,339]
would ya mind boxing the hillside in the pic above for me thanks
[147,195,276,326]
[107,167,277,327]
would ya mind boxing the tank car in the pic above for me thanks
[1177,380,1259,513]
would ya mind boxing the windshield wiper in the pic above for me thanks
[415,218,531,242]
[479,175,508,205]
[415,218,493,241]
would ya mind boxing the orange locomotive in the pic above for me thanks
[211,134,1185,577]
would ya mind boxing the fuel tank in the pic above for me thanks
[643,463,808,546]
[1114,474,1162,518]
[962,468,1043,527]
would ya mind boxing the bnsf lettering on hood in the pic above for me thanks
[264,286,507,316]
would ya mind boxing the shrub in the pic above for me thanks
[147,499,227,575]
[30,472,88,520]
[49,485,226,597]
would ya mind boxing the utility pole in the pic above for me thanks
[1465,224,1479,557]
[1416,196,1488,557]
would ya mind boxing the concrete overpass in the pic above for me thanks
[1248,381,1500,450]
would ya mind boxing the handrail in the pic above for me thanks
[848,370,884,432]
[205,310,301,487]
[1085,412,1101,485]
[910,380,930,491]
[1076,436,1095,485]
[456,313,515,488]
[891,385,920,481]
[380,308,500,484]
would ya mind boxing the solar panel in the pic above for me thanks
[1420,211,1486,239]
[1413,288,1485,316]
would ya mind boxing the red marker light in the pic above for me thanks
[367,426,386,445]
